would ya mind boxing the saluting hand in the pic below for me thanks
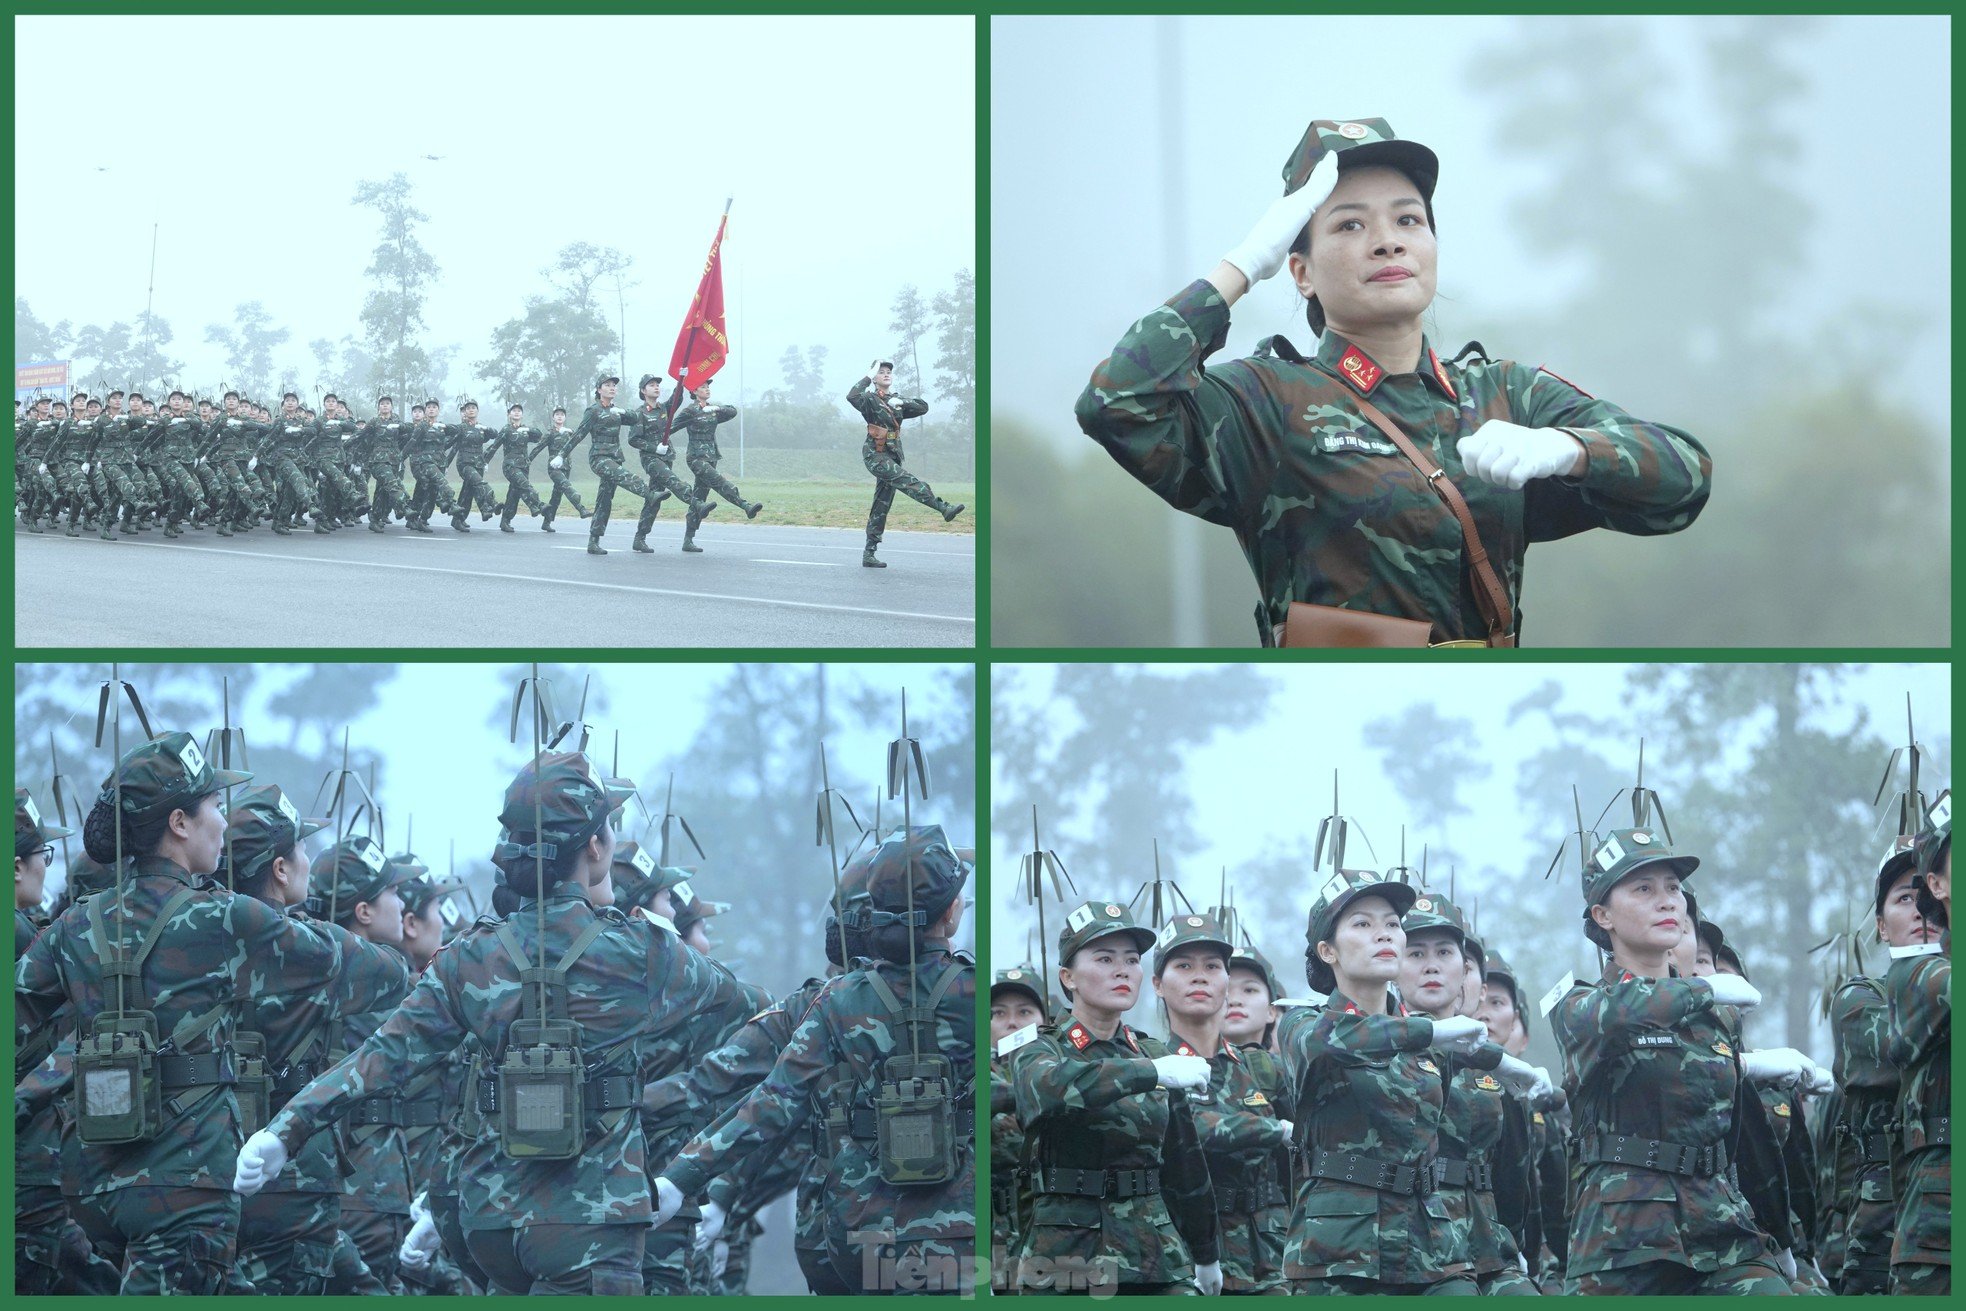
[1222,151,1338,287]
[1459,421,1587,490]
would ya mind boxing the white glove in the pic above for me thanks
[1800,1056,1834,1097]
[1275,1118,1294,1143]
[652,1175,684,1226]
[1703,973,1762,1011]
[1518,1252,1530,1274]
[409,1190,432,1224]
[1458,420,1585,490]
[1429,1014,1489,1056]
[657,442,671,456]
[80,462,91,474]
[248,457,258,471]
[550,456,563,470]
[197,456,206,466]
[696,1199,727,1250]
[352,464,363,475]
[399,1211,441,1269]
[233,1128,289,1195]
[1777,1247,1798,1281]
[36,462,47,474]
[1153,1053,1211,1091]
[1495,1054,1554,1101]
[1222,151,1337,285]
[711,1238,729,1281]
[868,358,884,376]
[1195,1260,1224,1296]
[1741,1047,1810,1087]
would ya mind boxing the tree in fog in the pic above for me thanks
[15,298,70,363]
[888,284,931,396]
[929,268,975,432]
[353,173,439,405]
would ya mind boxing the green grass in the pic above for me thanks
[529,477,976,534]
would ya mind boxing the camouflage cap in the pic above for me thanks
[221,783,328,884]
[861,824,969,923]
[637,373,662,393]
[991,964,1048,1015]
[65,851,117,900]
[674,885,731,937]
[1282,118,1439,336]
[1229,945,1282,1001]
[397,867,467,921]
[15,787,74,851]
[306,833,416,922]
[95,730,252,821]
[1581,826,1699,949]
[1305,868,1418,994]
[1152,912,1233,976]
[1482,949,1521,1000]
[1400,890,1468,949]
[497,752,634,848]
[1058,899,1157,964]
[609,838,664,909]
[1693,916,1746,978]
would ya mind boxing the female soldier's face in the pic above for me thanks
[1476,981,1517,1045]
[1061,937,1142,1014]
[1879,869,1940,948]
[1323,893,1405,990]
[1398,928,1463,1017]
[175,794,228,875]
[1222,967,1275,1045]
[15,850,49,909]
[1290,165,1438,336]
[1460,957,1483,1015]
[1595,872,1687,954]
[1153,944,1229,1022]
[991,992,1044,1046]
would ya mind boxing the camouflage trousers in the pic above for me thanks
[1892,1263,1950,1295]
[456,462,498,518]
[1838,1165,1895,1294]
[369,463,409,530]
[1564,1255,1793,1294]
[50,460,90,530]
[831,1232,973,1295]
[17,461,58,516]
[644,1215,698,1294]
[237,1190,341,1295]
[499,460,546,525]
[157,457,208,528]
[1474,1266,1541,1295]
[342,1204,408,1294]
[430,1188,494,1294]
[589,454,649,542]
[71,1184,241,1295]
[211,457,270,524]
[635,452,685,535]
[95,462,150,535]
[864,450,947,549]
[1294,1275,1480,1294]
[270,453,320,517]
[718,1213,764,1293]
[406,454,459,521]
[316,461,368,521]
[464,1221,645,1295]
[542,464,589,522]
[16,1184,119,1294]
[683,453,743,533]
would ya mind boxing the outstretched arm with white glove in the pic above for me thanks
[1741,1047,1811,1088]
[1195,1260,1224,1296]
[1702,973,1762,1011]
[1494,1053,1554,1101]
[1458,420,1587,490]
[1152,1053,1211,1092]
[1428,1014,1489,1057]
[1213,152,1339,306]
[232,1128,289,1195]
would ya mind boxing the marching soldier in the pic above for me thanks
[625,374,713,554]
[669,379,762,553]
[1886,795,1950,1295]
[539,406,591,530]
[990,965,1045,1292]
[489,403,549,532]
[572,374,714,557]
[847,358,964,568]
[356,397,414,533]
[405,398,464,532]
[257,393,329,535]
[1223,946,1282,1051]
[449,400,500,528]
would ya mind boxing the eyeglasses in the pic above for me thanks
[26,844,55,864]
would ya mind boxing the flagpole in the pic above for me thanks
[665,197,734,427]
[737,245,745,480]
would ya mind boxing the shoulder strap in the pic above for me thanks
[921,955,966,1015]
[1350,393,1516,648]
[494,921,534,975]
[554,917,607,974]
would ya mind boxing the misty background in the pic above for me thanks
[989,662,1949,1076]
[990,15,1950,646]
[15,15,976,483]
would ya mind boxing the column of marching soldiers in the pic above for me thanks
[13,673,976,1295]
[13,360,964,563]
[990,742,1952,1295]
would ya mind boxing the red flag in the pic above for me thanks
[668,209,730,395]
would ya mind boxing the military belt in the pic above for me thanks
[345,1095,444,1128]
[1304,1147,1429,1195]
[158,1053,235,1089]
[1904,1114,1950,1151]
[1034,1166,1160,1199]
[990,1177,1020,1214]
[1577,1133,1729,1177]
[269,1063,321,1104]
[1434,1156,1494,1192]
[1213,1178,1290,1214]
[1854,1130,1896,1164]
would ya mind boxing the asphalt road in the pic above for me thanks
[17,516,975,649]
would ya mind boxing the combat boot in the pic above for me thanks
[368,517,388,534]
[681,527,703,553]
[587,536,607,556]
[632,533,654,553]
[745,500,765,519]
[539,514,556,532]
[940,501,966,522]
[863,549,887,568]
[450,510,471,532]
[499,517,516,533]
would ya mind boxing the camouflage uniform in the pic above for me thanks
[1885,936,1950,1294]
[487,420,549,529]
[263,753,749,1295]
[310,410,369,527]
[1077,283,1713,643]
[12,733,356,1295]
[260,410,327,533]
[450,417,500,524]
[203,414,272,534]
[14,410,61,529]
[356,414,414,532]
[1182,1034,1292,1294]
[670,398,759,545]
[847,373,959,562]
[539,423,591,527]
[625,400,691,544]
[404,416,461,528]
[44,413,96,535]
[572,395,653,554]
[150,410,214,535]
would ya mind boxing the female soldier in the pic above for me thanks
[1551,824,1796,1294]
[1078,118,1711,647]
[651,826,976,1294]
[991,898,1219,1294]
[13,733,348,1294]
[991,965,1046,1292]
[15,786,68,949]
[847,360,965,569]
[1885,797,1949,1294]
[1154,914,1292,1294]
[1223,946,1281,1051]
[1393,894,1544,1294]
[1277,871,1509,1293]
[669,379,763,553]
[236,751,750,1294]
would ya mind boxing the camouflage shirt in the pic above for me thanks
[1552,963,1776,1277]
[14,856,344,1195]
[451,421,492,469]
[1005,1008,1218,1287]
[268,891,748,1231]
[847,377,928,463]
[406,418,453,459]
[486,422,544,465]
[357,418,412,470]
[1277,993,1490,1284]
[1440,1059,1531,1275]
[1884,939,1949,1269]
[1176,1033,1290,1291]
[1828,976,1897,1283]
[573,403,632,463]
[1078,280,1713,641]
[668,402,739,461]
[333,988,417,1217]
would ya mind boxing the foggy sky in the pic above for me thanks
[990,14,1949,440]
[15,15,975,403]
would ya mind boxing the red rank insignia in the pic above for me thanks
[1066,1022,1091,1051]
[1120,1026,1140,1053]
[1176,1041,1197,1057]
[1337,344,1384,395]
[1428,349,1456,400]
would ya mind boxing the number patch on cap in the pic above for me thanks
[357,839,384,874]
[22,796,41,827]
[630,847,656,877]
[178,737,208,778]
[671,880,694,906]
[1931,795,1952,829]
[1065,903,1097,934]
[275,793,299,825]
[1593,836,1625,872]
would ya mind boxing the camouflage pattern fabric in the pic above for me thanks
[1176,1034,1291,1292]
[405,420,460,522]
[1552,963,1786,1290]
[670,401,740,462]
[847,375,946,550]
[1885,939,1950,1289]
[660,946,976,1295]
[1276,994,1489,1287]
[1077,281,1713,641]
[70,1184,242,1295]
[1439,1055,1535,1286]
[989,1057,1027,1291]
[236,1191,341,1295]
[450,422,499,518]
[1003,1008,1217,1292]
[463,1218,645,1295]
[540,428,590,522]
[489,423,548,524]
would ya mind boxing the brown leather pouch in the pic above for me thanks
[866,423,890,452]
[1279,602,1432,648]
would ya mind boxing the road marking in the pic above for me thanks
[31,537,974,624]
[754,559,845,567]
